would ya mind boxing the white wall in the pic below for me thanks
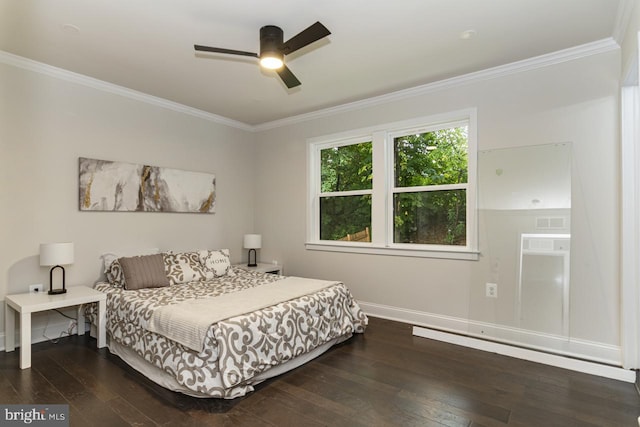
[254,50,621,360]
[621,0,640,79]
[0,62,255,331]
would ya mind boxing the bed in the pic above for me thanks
[88,249,367,399]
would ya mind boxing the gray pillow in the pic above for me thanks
[119,254,170,290]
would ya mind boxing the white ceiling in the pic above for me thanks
[0,0,627,126]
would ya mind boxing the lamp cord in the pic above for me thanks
[53,309,76,320]
[42,310,79,344]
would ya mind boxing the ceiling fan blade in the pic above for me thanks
[281,21,330,55]
[276,65,301,88]
[194,45,259,58]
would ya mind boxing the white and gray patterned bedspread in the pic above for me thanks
[91,267,367,398]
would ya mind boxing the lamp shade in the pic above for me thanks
[40,242,74,266]
[243,234,262,249]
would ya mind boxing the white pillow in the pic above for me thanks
[198,249,235,278]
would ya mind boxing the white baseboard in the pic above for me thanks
[359,300,634,383]
[413,326,635,383]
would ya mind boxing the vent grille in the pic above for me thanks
[535,216,566,229]
[522,236,570,252]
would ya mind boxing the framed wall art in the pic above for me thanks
[79,157,216,213]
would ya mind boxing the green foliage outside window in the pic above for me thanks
[393,190,466,245]
[321,142,372,192]
[394,126,468,245]
[320,195,372,241]
[318,126,468,245]
[394,127,468,187]
[320,142,372,240]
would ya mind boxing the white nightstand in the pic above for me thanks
[234,262,283,275]
[5,286,107,369]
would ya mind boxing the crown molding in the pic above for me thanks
[254,38,620,131]
[1,38,620,133]
[0,50,254,132]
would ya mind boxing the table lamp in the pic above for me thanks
[40,242,74,295]
[243,234,262,267]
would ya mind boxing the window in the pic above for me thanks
[392,125,468,246]
[319,140,372,242]
[307,109,477,259]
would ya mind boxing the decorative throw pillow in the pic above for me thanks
[105,258,126,288]
[119,254,170,290]
[102,249,160,288]
[198,249,235,278]
[163,251,208,284]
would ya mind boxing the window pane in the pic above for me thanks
[394,126,468,188]
[321,142,372,192]
[394,190,466,245]
[320,195,371,241]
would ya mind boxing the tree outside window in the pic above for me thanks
[319,141,372,241]
[393,126,468,245]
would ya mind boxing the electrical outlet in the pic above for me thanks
[29,284,44,293]
[486,282,498,298]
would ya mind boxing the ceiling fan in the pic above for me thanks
[195,21,330,88]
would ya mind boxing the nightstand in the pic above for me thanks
[5,286,106,369]
[234,262,283,275]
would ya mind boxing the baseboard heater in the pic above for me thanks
[412,325,635,383]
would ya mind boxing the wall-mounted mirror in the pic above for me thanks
[471,143,571,348]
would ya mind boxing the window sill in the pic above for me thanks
[305,242,480,261]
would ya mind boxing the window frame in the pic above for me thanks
[311,135,374,243]
[306,108,478,260]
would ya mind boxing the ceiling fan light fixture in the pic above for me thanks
[194,21,331,88]
[260,54,283,70]
[259,25,285,70]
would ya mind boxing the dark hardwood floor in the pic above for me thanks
[1,317,638,426]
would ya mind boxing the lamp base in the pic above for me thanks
[48,265,67,295]
[247,248,258,267]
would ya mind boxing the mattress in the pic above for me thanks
[90,267,367,398]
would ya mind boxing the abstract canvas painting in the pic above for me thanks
[79,157,216,213]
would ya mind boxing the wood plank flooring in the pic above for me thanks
[0,317,638,426]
